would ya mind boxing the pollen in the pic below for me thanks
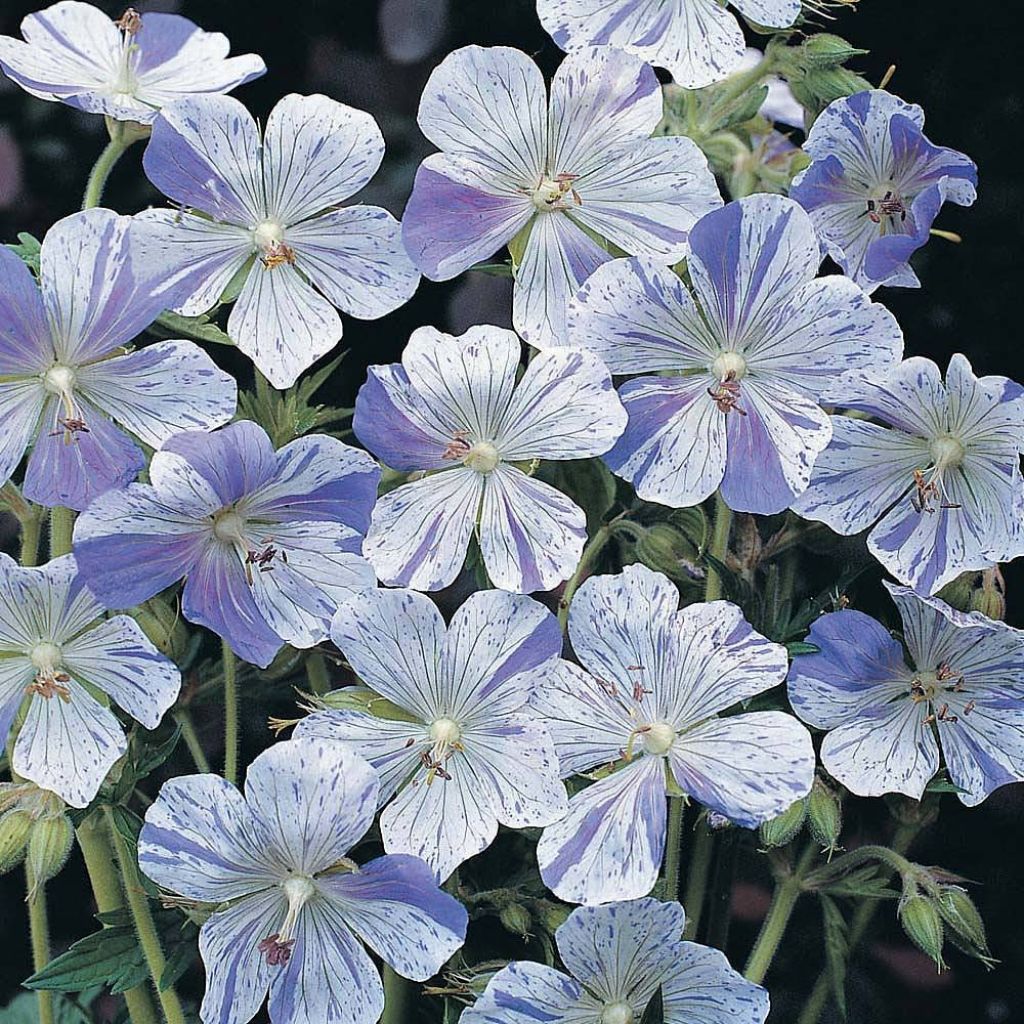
[529,173,580,211]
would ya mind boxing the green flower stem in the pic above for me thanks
[76,813,160,1024]
[48,506,75,558]
[82,122,131,210]
[174,709,211,774]
[305,650,331,696]
[26,864,54,1024]
[222,640,240,785]
[796,824,920,1024]
[661,795,685,902]
[703,492,732,602]
[681,820,715,940]
[104,806,187,1024]
[381,964,409,1024]
[20,510,43,567]
[744,844,818,985]
[558,519,616,631]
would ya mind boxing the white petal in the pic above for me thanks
[663,941,770,1024]
[939,704,1024,808]
[461,961,587,1024]
[0,379,46,495]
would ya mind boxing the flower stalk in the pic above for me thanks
[26,862,54,1024]
[222,639,240,785]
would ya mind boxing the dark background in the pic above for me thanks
[1,1,1022,1022]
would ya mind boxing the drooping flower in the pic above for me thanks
[72,421,379,668]
[462,898,768,1024]
[0,2,264,124]
[0,554,180,808]
[356,324,627,593]
[533,564,814,905]
[793,355,1024,595]
[401,44,721,347]
[296,587,566,881]
[567,194,902,515]
[0,208,236,510]
[536,0,801,89]
[790,90,978,293]
[137,93,419,388]
[139,738,467,1024]
[788,582,1024,807]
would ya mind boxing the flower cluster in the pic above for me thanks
[0,3,1017,1024]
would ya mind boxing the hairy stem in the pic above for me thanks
[104,807,187,1024]
[222,640,240,785]
[558,521,614,630]
[82,123,131,210]
[26,864,53,1024]
[48,507,75,559]
[662,795,685,903]
[174,709,211,774]
[744,844,818,985]
[703,493,732,602]
[681,819,715,940]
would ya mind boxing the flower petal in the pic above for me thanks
[478,464,587,593]
[0,243,53,373]
[939,704,1024,808]
[662,941,770,1024]
[287,207,419,318]
[263,94,385,223]
[460,961,586,1024]
[140,774,279,901]
[731,0,801,28]
[363,469,484,592]
[244,738,379,875]
[537,755,667,905]
[0,380,46,490]
[318,853,468,980]
[494,348,626,460]
[668,712,815,827]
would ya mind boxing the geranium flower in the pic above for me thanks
[138,93,419,388]
[356,324,627,592]
[463,898,768,1024]
[401,44,721,346]
[0,2,264,124]
[139,738,467,1024]
[0,208,235,511]
[0,554,179,807]
[793,355,1024,595]
[790,90,977,293]
[533,564,814,904]
[788,582,1024,806]
[567,194,902,515]
[295,586,566,881]
[72,421,379,668]
[536,0,801,89]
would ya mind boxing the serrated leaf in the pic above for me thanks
[820,895,849,1020]
[149,310,235,346]
[24,925,149,994]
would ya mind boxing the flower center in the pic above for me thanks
[422,717,463,783]
[42,364,89,442]
[911,435,966,514]
[601,1001,635,1024]
[254,221,297,270]
[30,643,62,674]
[640,720,676,756]
[930,434,965,471]
[530,173,580,211]
[213,510,247,545]
[865,185,908,227]
[429,717,462,746]
[463,441,501,474]
[910,661,971,725]
[27,644,71,702]
[43,365,76,396]
[711,351,747,381]
[259,874,315,967]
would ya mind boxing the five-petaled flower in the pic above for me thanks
[0,1,265,124]
[139,738,468,1024]
[0,554,180,808]
[536,0,801,89]
[401,44,722,346]
[568,194,903,515]
[138,92,420,388]
[790,90,978,293]
[788,582,1024,806]
[462,897,769,1024]
[0,208,236,511]
[533,564,814,905]
[793,354,1024,595]
[72,420,379,668]
[296,586,567,881]
[356,324,627,593]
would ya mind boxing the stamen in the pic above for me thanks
[260,875,315,965]
[244,543,288,586]
[254,221,296,270]
[261,241,297,270]
[115,8,142,34]
[911,436,965,514]
[27,644,71,702]
[422,717,463,784]
[864,188,907,226]
[529,173,581,211]
[708,352,748,416]
[42,365,87,445]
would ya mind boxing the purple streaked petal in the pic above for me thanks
[287,206,420,318]
[604,374,726,509]
[0,659,33,753]
[460,961,584,1024]
[663,941,770,1024]
[0,243,53,373]
[362,469,483,592]
[139,774,280,901]
[536,755,667,905]
[731,0,801,27]
[75,339,237,449]
[144,94,264,225]
[938,704,1024,808]
[478,464,587,593]
[889,112,977,204]
[0,380,46,491]
[496,348,626,460]
[668,711,815,828]
[263,93,385,223]
[244,739,379,874]
[401,156,534,281]
[317,853,468,980]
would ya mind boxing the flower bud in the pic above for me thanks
[807,779,842,854]
[27,813,74,888]
[498,903,533,939]
[134,597,190,662]
[936,570,977,611]
[936,886,992,962]
[800,34,869,68]
[969,568,1006,622]
[314,686,420,723]
[0,809,33,873]
[536,899,572,935]
[899,894,946,970]
[759,798,807,848]
[635,523,700,581]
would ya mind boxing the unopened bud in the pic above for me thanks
[134,598,190,662]
[936,886,992,962]
[759,798,807,848]
[0,810,33,872]
[807,780,842,854]
[969,568,1006,621]
[313,686,419,724]
[536,899,572,935]
[800,34,869,67]
[635,523,699,581]
[936,570,977,612]
[899,894,946,970]
[27,813,74,889]
[498,903,533,939]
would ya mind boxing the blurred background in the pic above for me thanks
[0,1,1022,1022]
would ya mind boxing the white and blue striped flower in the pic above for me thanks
[139,738,468,1024]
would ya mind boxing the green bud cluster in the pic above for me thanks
[770,34,872,120]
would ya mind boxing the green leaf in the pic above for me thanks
[786,641,821,657]
[468,261,514,277]
[148,310,235,347]
[0,991,93,1024]
[24,924,150,994]
[820,895,849,1020]
[925,775,969,795]
[5,233,42,275]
